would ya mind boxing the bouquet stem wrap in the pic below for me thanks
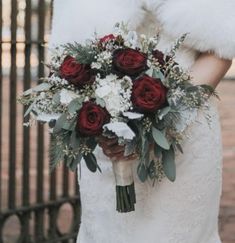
[112,160,136,213]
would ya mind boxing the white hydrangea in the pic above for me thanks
[95,74,133,117]
[60,89,80,105]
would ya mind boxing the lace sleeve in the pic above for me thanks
[157,0,235,60]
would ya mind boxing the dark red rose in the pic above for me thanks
[152,50,176,73]
[131,75,167,112]
[152,50,166,67]
[59,56,93,88]
[112,48,147,77]
[76,101,110,136]
[100,34,116,43]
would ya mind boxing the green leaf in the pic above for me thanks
[24,100,36,117]
[137,163,148,182]
[69,153,82,172]
[140,134,150,166]
[53,114,67,133]
[152,69,165,81]
[154,143,162,158]
[62,116,77,131]
[84,153,100,173]
[96,97,106,108]
[162,146,176,182]
[68,98,83,114]
[158,106,171,120]
[23,83,51,96]
[49,135,65,170]
[152,127,170,150]
[70,130,80,149]
[175,143,183,154]
[145,68,153,77]
[52,92,61,105]
[148,160,156,180]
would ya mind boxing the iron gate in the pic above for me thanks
[0,1,80,242]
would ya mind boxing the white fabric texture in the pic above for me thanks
[48,0,233,242]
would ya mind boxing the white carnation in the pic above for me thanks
[95,74,133,117]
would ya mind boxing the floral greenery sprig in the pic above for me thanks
[18,23,217,213]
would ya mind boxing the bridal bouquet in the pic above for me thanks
[19,23,216,213]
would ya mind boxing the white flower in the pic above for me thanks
[91,62,102,69]
[124,31,138,48]
[95,74,133,117]
[37,113,61,122]
[60,89,80,105]
[104,122,135,140]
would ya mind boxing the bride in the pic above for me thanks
[49,0,234,242]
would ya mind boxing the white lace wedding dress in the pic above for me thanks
[49,1,235,242]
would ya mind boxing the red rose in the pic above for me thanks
[100,34,116,43]
[152,50,166,67]
[152,50,176,73]
[59,56,93,88]
[131,75,167,112]
[112,48,147,77]
[76,101,110,136]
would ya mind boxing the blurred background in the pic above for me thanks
[0,0,234,242]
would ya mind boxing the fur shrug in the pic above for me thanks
[50,0,235,60]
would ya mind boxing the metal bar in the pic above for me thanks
[35,1,46,241]
[48,165,58,240]
[8,0,17,210]
[63,163,69,197]
[0,0,3,213]
[0,196,80,218]
[20,1,32,242]
[0,40,47,44]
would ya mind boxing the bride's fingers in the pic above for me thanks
[97,136,118,147]
[110,151,138,162]
[102,145,125,157]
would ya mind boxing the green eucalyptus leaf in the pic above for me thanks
[158,106,171,120]
[152,69,165,81]
[96,97,106,108]
[62,116,77,131]
[162,146,176,182]
[154,143,162,158]
[68,98,83,114]
[23,83,51,96]
[145,68,153,77]
[24,101,36,117]
[137,163,148,182]
[53,113,67,133]
[70,130,80,149]
[52,92,61,105]
[148,160,156,180]
[152,127,170,150]
[69,153,83,172]
[84,153,100,173]
[176,143,183,154]
[86,138,98,151]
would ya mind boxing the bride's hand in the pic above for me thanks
[97,136,137,162]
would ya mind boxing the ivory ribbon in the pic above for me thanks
[112,160,134,186]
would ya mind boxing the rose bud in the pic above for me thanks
[152,49,177,73]
[59,56,93,88]
[131,75,167,112]
[100,34,116,43]
[76,101,110,136]
[112,48,148,77]
[152,50,166,67]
